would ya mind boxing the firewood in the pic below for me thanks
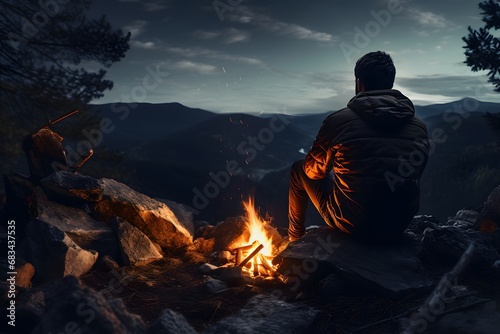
[239,244,263,267]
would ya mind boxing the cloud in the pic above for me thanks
[193,28,250,44]
[123,20,148,38]
[397,74,495,101]
[227,6,337,43]
[170,60,216,74]
[407,7,459,35]
[123,20,158,50]
[165,46,263,66]
[131,40,157,49]
[117,0,169,11]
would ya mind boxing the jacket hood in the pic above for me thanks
[347,89,415,131]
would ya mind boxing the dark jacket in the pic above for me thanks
[304,89,429,240]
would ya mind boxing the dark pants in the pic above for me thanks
[288,160,334,240]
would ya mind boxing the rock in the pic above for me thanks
[15,258,35,289]
[94,255,120,272]
[21,219,98,281]
[425,301,500,334]
[273,227,433,298]
[93,178,193,249]
[493,229,500,254]
[205,294,319,334]
[318,273,346,302]
[148,308,197,334]
[484,185,500,217]
[212,216,283,251]
[477,185,500,232]
[198,263,219,275]
[193,220,210,239]
[218,266,252,286]
[156,198,195,232]
[406,215,441,235]
[198,225,216,239]
[111,217,163,266]
[445,209,480,230]
[453,209,481,224]
[492,260,500,273]
[205,278,228,294]
[37,195,119,259]
[421,225,500,269]
[211,250,233,265]
[40,171,103,202]
[18,276,146,333]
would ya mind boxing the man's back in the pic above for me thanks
[304,89,429,240]
[288,51,430,243]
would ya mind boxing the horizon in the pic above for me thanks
[87,0,500,114]
[90,96,499,116]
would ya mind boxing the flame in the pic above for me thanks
[236,197,276,276]
[243,197,274,257]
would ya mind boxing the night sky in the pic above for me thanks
[86,0,500,114]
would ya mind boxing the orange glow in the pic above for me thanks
[235,197,276,276]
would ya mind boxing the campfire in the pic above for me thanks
[230,197,279,277]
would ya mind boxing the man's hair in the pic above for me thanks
[354,51,395,91]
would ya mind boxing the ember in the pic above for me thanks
[232,197,278,277]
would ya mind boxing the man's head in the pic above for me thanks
[354,51,395,94]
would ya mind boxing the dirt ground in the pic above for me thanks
[80,252,500,334]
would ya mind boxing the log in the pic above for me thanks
[259,254,275,276]
[235,249,242,266]
[239,244,263,268]
[233,241,258,253]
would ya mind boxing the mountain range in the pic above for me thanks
[78,98,500,228]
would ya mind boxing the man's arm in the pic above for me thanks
[303,117,335,179]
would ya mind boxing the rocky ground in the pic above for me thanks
[1,171,500,333]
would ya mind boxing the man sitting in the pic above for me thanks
[288,51,430,243]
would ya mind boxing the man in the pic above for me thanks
[288,51,429,243]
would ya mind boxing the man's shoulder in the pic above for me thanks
[324,106,359,124]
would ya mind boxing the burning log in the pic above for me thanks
[235,249,242,266]
[233,241,259,253]
[253,257,259,276]
[238,244,263,268]
[259,254,276,277]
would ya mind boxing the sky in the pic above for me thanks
[86,0,500,114]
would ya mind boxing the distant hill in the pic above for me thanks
[415,98,500,121]
[89,102,217,149]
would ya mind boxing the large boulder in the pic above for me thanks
[17,276,146,333]
[21,219,98,281]
[93,178,193,249]
[204,294,319,334]
[111,217,163,266]
[274,227,433,298]
[40,171,103,202]
[37,195,119,259]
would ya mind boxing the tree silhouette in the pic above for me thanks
[463,0,500,92]
[463,0,500,134]
[0,0,130,121]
